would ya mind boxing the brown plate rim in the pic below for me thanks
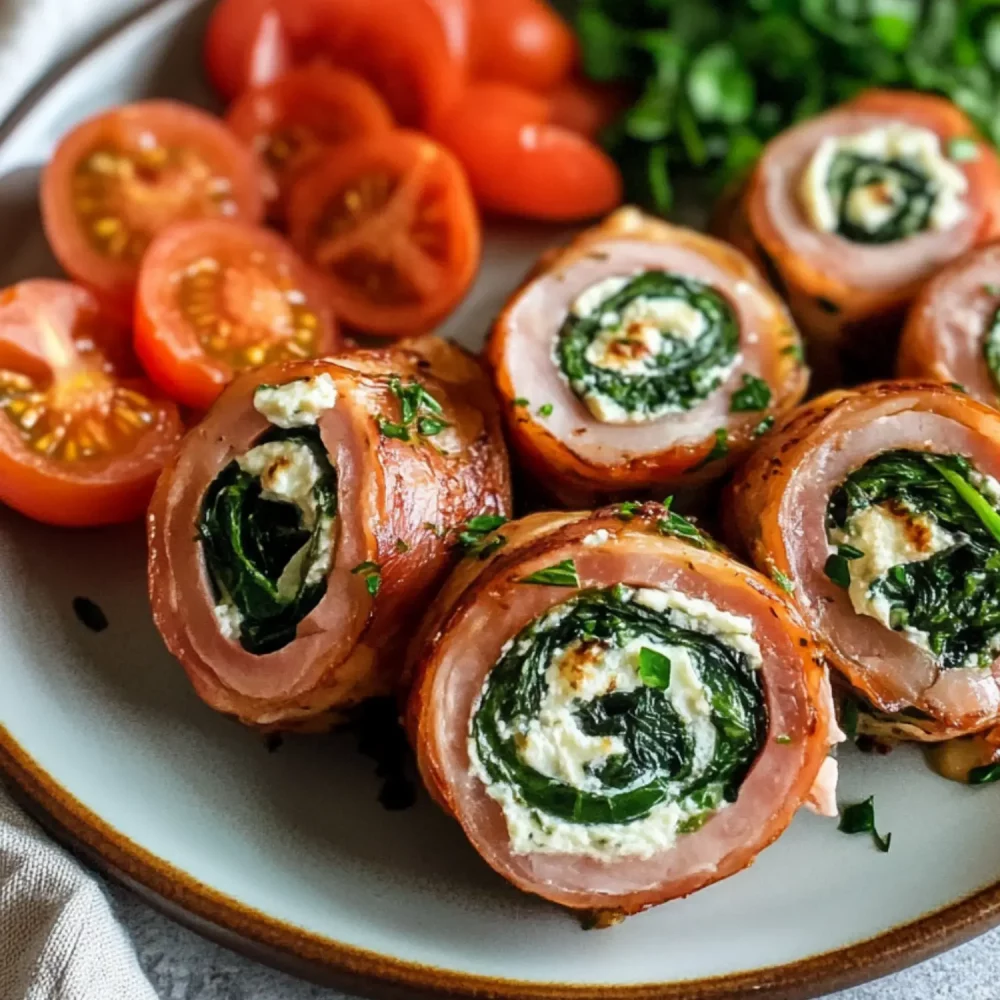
[2,2,1000,997]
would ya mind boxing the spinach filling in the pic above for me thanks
[556,271,739,421]
[983,306,1000,398]
[825,153,937,245]
[470,587,766,831]
[199,427,337,655]
[827,450,1000,668]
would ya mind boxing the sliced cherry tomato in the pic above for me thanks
[433,91,622,221]
[41,101,265,311]
[226,64,394,218]
[0,281,182,526]
[549,77,629,139]
[470,0,576,93]
[287,130,480,336]
[452,81,550,126]
[135,220,341,411]
[203,0,318,99]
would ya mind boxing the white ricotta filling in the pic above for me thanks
[253,373,338,429]
[800,123,968,236]
[468,587,763,862]
[212,437,336,636]
[829,502,954,652]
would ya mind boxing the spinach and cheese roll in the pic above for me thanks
[486,207,807,506]
[730,90,1000,383]
[726,381,1000,741]
[147,336,511,729]
[898,243,1000,406]
[405,504,839,918]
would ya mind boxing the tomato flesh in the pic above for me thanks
[136,220,341,410]
[226,64,394,217]
[288,130,480,336]
[0,281,182,526]
[42,101,265,308]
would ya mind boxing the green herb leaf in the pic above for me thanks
[351,561,382,597]
[456,513,510,556]
[927,458,1000,545]
[838,796,891,853]
[638,647,672,689]
[842,698,860,740]
[753,416,775,438]
[519,559,581,587]
[824,553,851,589]
[730,373,772,412]
[687,43,754,125]
[968,762,1000,785]
[985,285,1000,296]
[512,397,530,407]
[417,416,448,437]
[377,419,410,441]
[948,137,980,162]
[689,428,729,473]
[537,403,554,417]
[775,734,793,745]
[781,343,804,362]
[616,501,643,521]
[770,565,795,593]
[838,543,864,560]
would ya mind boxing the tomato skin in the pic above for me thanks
[135,220,341,411]
[225,64,394,218]
[470,0,576,93]
[287,130,481,337]
[548,77,629,139]
[41,101,265,311]
[0,281,182,527]
[433,93,622,221]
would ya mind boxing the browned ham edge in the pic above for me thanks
[405,507,835,916]
[486,207,807,506]
[147,336,511,729]
[726,381,1000,738]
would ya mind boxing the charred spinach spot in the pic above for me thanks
[199,427,337,655]
[471,588,766,828]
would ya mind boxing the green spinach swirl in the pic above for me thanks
[983,306,1000,397]
[199,427,337,655]
[556,271,739,422]
[469,586,766,850]
[827,449,1000,668]
[825,152,938,244]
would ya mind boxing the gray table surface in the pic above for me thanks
[106,871,1000,1000]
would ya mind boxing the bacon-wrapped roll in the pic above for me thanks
[148,336,510,728]
[898,243,1000,406]
[485,207,807,506]
[726,381,1000,740]
[728,90,1000,382]
[405,503,838,918]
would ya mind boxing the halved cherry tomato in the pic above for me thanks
[549,77,629,139]
[204,0,318,100]
[135,219,341,411]
[287,130,480,336]
[0,281,182,526]
[470,0,576,93]
[454,81,550,126]
[226,64,394,218]
[41,101,265,311]
[433,90,622,221]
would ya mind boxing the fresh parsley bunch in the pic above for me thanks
[573,0,1000,211]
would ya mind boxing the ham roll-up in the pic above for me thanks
[486,207,807,506]
[148,336,511,728]
[405,503,839,919]
[726,381,1000,741]
[727,90,1000,382]
[898,243,1000,407]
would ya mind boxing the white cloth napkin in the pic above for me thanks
[0,4,160,997]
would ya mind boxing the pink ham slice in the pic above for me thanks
[726,380,1000,738]
[899,242,1000,407]
[485,207,807,506]
[148,336,511,729]
[405,506,836,916]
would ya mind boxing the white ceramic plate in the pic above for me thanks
[3,3,1000,997]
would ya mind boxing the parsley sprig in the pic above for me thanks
[377,377,449,443]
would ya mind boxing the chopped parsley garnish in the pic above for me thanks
[615,500,643,521]
[985,284,1000,297]
[948,137,979,162]
[948,382,967,394]
[351,561,382,597]
[780,343,804,362]
[657,501,708,548]
[537,403,554,417]
[456,513,508,551]
[423,521,444,537]
[512,397,530,407]
[775,734,793,745]
[824,553,851,589]
[838,796,891,853]
[377,376,449,444]
[769,564,795,593]
[395,539,410,554]
[688,428,729,473]
[519,559,581,587]
[968,762,1000,785]
[729,374,771,412]
[752,415,775,438]
[637,647,672,689]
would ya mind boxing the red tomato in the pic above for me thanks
[549,77,629,139]
[287,130,480,336]
[433,92,622,221]
[470,0,576,93]
[0,281,182,526]
[203,0,318,99]
[226,64,394,217]
[451,81,550,125]
[41,101,265,311]
[135,219,342,411]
